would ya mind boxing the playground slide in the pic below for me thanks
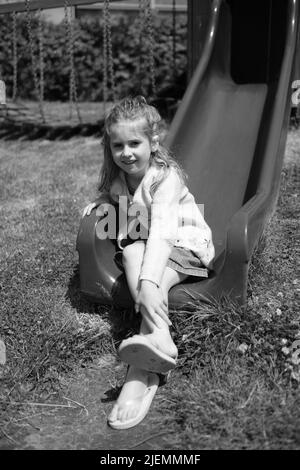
[76,0,299,307]
[166,0,299,306]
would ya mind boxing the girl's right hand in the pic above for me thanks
[135,280,171,328]
[82,200,100,218]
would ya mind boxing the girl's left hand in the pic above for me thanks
[82,200,100,218]
[135,280,171,328]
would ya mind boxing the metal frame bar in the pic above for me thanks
[0,1,120,15]
[77,3,187,12]
[0,0,187,14]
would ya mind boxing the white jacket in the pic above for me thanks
[109,165,215,286]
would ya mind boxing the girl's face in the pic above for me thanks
[109,119,158,182]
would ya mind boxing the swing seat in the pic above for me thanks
[76,0,299,307]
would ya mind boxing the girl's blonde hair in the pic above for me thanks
[98,96,186,195]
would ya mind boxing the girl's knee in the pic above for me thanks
[122,241,145,266]
[161,268,188,293]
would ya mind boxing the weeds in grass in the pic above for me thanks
[156,151,300,449]
[169,288,299,395]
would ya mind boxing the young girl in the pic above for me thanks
[83,96,214,430]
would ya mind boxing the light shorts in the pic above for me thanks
[167,245,208,278]
[114,241,208,279]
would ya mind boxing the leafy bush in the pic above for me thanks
[0,12,187,102]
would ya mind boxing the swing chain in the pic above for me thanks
[64,0,82,123]
[107,3,116,101]
[138,0,145,88]
[172,0,177,77]
[144,0,156,96]
[102,1,108,107]
[24,0,45,123]
[103,0,116,105]
[38,9,44,105]
[12,11,18,101]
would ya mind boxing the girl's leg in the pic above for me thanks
[141,267,187,358]
[123,241,187,357]
[121,240,157,336]
[121,240,147,306]
[108,241,152,425]
[123,242,187,357]
[109,243,187,426]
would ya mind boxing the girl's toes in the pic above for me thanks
[118,407,128,423]
[108,404,119,422]
[127,406,138,421]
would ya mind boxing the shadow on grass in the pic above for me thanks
[0,120,104,141]
[66,265,140,345]
[65,266,141,403]
[101,384,123,404]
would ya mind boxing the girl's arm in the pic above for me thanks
[136,279,171,329]
[135,170,182,325]
[139,169,182,286]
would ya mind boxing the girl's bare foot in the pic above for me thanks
[108,366,158,427]
[143,329,178,359]
[139,311,178,359]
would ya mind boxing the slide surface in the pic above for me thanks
[166,0,299,305]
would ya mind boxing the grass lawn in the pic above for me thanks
[0,119,299,449]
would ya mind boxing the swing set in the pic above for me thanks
[0,0,179,136]
[0,0,83,127]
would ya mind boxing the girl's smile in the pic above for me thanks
[109,119,158,185]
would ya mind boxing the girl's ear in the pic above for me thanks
[151,135,159,152]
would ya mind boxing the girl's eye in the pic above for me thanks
[112,143,122,149]
[130,141,140,147]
